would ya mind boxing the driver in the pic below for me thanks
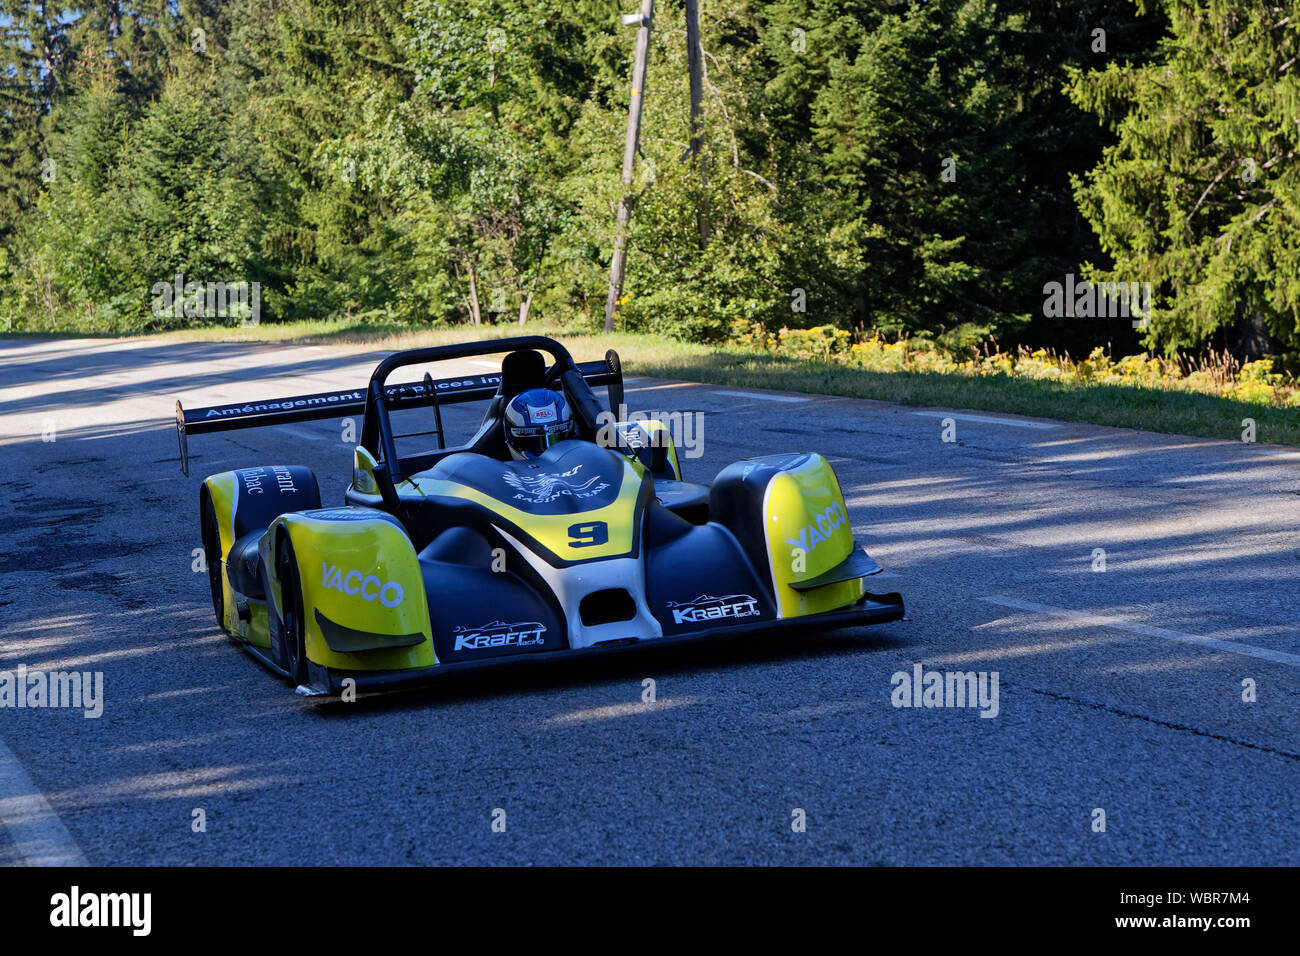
[503,387,575,460]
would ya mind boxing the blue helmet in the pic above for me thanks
[503,388,574,459]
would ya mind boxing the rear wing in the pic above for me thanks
[175,355,623,476]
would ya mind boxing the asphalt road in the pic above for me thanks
[1,336,1298,865]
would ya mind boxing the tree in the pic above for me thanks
[328,0,597,325]
[1069,0,1300,354]
[0,0,67,251]
[600,0,800,339]
[753,0,1163,351]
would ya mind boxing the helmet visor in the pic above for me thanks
[508,419,574,456]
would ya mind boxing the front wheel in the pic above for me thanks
[199,489,225,630]
[275,534,309,685]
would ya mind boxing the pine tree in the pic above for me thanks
[754,0,1164,349]
[0,0,64,249]
[1069,0,1300,354]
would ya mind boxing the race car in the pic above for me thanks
[176,335,904,694]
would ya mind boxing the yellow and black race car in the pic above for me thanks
[176,336,903,694]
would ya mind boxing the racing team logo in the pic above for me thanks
[502,464,609,504]
[452,620,547,652]
[666,594,761,626]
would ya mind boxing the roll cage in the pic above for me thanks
[175,335,624,480]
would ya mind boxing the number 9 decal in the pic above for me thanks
[568,521,609,548]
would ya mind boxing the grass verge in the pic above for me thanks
[630,347,1295,446]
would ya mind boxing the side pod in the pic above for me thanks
[200,465,321,642]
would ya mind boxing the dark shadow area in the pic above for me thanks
[310,623,913,717]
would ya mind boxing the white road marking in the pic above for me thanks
[0,736,88,866]
[980,596,1300,667]
[913,411,1057,430]
[710,390,810,403]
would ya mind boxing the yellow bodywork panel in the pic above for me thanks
[763,453,864,618]
[352,446,381,496]
[242,601,272,648]
[271,512,437,671]
[203,472,239,635]
[352,446,422,499]
[410,455,646,564]
[639,419,682,479]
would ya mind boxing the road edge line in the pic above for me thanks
[0,735,88,866]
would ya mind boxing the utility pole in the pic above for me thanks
[685,0,703,159]
[684,0,707,247]
[604,0,655,333]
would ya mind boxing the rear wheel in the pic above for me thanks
[276,534,309,685]
[199,490,225,630]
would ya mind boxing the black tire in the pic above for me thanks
[199,490,226,630]
[276,534,309,685]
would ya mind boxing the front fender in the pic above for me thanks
[711,453,867,618]
[263,508,437,671]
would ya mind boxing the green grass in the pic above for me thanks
[6,319,1293,446]
[630,348,1296,446]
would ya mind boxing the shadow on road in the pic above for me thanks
[309,623,914,717]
